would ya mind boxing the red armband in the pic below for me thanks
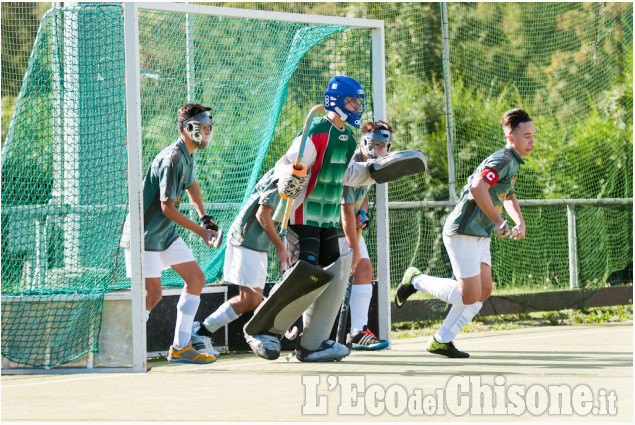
[481,168,499,186]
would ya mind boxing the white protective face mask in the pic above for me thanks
[181,111,213,149]
[361,128,391,159]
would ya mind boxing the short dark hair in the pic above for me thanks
[177,103,212,127]
[361,120,393,134]
[500,108,532,134]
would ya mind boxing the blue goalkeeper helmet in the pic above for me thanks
[323,75,366,128]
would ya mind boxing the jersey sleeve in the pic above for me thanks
[259,183,282,209]
[273,134,318,179]
[480,168,500,186]
[158,158,181,202]
[341,185,357,205]
[481,150,513,183]
[343,158,376,187]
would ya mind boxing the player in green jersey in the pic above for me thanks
[394,108,535,358]
[121,103,219,365]
[339,120,393,351]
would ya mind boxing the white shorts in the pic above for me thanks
[223,244,268,289]
[338,234,370,260]
[443,233,491,279]
[124,237,196,279]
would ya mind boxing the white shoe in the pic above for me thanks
[191,322,220,357]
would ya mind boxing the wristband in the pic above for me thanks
[358,210,367,224]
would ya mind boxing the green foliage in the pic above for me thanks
[2,2,632,293]
[392,305,633,339]
[571,305,633,324]
[388,74,447,200]
[1,96,16,145]
[1,2,51,97]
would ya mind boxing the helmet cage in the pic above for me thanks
[323,76,366,128]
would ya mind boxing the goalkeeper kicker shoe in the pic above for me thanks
[347,326,389,351]
[245,333,281,360]
[427,337,470,358]
[167,343,217,364]
[295,338,350,362]
[191,322,220,357]
[394,267,421,308]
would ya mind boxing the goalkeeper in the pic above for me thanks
[394,108,535,358]
[120,103,218,365]
[241,75,365,362]
[243,76,427,362]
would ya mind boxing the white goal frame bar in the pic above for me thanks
[123,2,388,372]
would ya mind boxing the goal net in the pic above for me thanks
[1,3,383,368]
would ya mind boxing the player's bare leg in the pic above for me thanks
[167,261,216,364]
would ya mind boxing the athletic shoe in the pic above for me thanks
[167,343,217,364]
[394,267,421,308]
[295,337,350,362]
[245,333,281,360]
[427,337,470,358]
[347,326,389,351]
[146,364,152,372]
[191,322,220,357]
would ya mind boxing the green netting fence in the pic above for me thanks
[1,2,632,368]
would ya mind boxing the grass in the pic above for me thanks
[389,281,633,301]
[391,304,633,340]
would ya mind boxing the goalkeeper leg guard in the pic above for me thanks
[243,260,334,337]
[300,251,353,351]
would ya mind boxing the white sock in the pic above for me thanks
[144,309,151,323]
[349,284,373,334]
[434,301,483,343]
[203,301,239,333]
[412,274,463,305]
[173,292,200,349]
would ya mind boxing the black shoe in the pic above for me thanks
[346,326,389,351]
[394,267,421,308]
[427,337,470,358]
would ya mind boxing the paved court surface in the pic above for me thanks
[2,322,632,423]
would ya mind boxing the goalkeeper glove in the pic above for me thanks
[358,210,369,229]
[278,164,309,199]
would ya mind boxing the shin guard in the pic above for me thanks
[300,251,353,351]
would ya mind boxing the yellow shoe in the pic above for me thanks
[167,343,217,364]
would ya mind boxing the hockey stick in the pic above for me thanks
[335,226,364,344]
[496,219,510,238]
[279,104,325,239]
